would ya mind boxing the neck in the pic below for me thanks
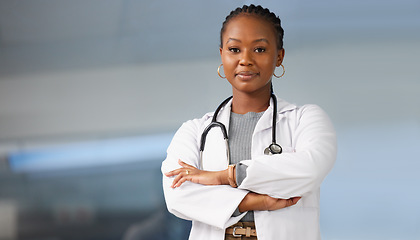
[231,89,271,114]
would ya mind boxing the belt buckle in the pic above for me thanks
[232,226,243,237]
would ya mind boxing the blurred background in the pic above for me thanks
[0,0,419,239]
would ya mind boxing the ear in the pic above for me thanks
[219,47,223,56]
[276,48,285,67]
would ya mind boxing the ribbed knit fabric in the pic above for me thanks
[228,111,264,222]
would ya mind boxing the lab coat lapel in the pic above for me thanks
[252,98,297,158]
[254,98,298,134]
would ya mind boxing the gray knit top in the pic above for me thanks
[229,111,264,222]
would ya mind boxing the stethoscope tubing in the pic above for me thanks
[199,94,281,170]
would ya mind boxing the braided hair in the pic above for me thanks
[220,4,284,50]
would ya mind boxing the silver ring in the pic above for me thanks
[186,170,189,175]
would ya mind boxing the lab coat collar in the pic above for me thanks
[272,97,298,114]
[255,97,297,132]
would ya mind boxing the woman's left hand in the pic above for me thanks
[165,159,229,188]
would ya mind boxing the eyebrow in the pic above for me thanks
[226,38,269,44]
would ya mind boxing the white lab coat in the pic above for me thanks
[161,98,336,240]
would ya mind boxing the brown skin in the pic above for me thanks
[164,14,300,212]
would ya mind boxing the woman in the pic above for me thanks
[162,4,336,240]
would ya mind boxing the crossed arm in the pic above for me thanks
[163,104,336,222]
[165,159,301,212]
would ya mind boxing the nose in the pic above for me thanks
[239,50,253,66]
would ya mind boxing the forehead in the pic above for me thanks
[222,14,276,43]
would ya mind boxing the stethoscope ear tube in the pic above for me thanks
[199,122,230,169]
[199,96,232,170]
[200,122,229,152]
[271,93,278,145]
[212,96,233,122]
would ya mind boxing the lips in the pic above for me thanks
[236,71,259,80]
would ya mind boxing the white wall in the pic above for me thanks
[1,39,418,142]
[0,59,232,142]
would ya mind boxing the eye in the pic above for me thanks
[254,47,266,53]
[228,47,240,53]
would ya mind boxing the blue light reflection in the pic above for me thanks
[8,133,174,173]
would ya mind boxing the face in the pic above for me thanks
[220,14,284,96]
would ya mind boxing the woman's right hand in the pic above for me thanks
[238,192,301,212]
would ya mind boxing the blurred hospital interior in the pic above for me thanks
[0,0,419,239]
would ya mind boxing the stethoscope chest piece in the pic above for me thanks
[264,143,282,155]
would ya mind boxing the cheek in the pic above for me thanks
[221,57,236,77]
[259,58,277,76]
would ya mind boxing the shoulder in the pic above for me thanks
[277,99,333,129]
[277,98,327,116]
[172,111,214,140]
[166,112,213,158]
[297,104,331,121]
[181,112,213,130]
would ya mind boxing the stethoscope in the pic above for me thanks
[199,93,282,169]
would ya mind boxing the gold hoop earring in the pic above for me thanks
[273,64,285,78]
[217,64,226,79]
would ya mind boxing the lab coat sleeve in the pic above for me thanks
[238,104,337,198]
[161,118,248,229]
